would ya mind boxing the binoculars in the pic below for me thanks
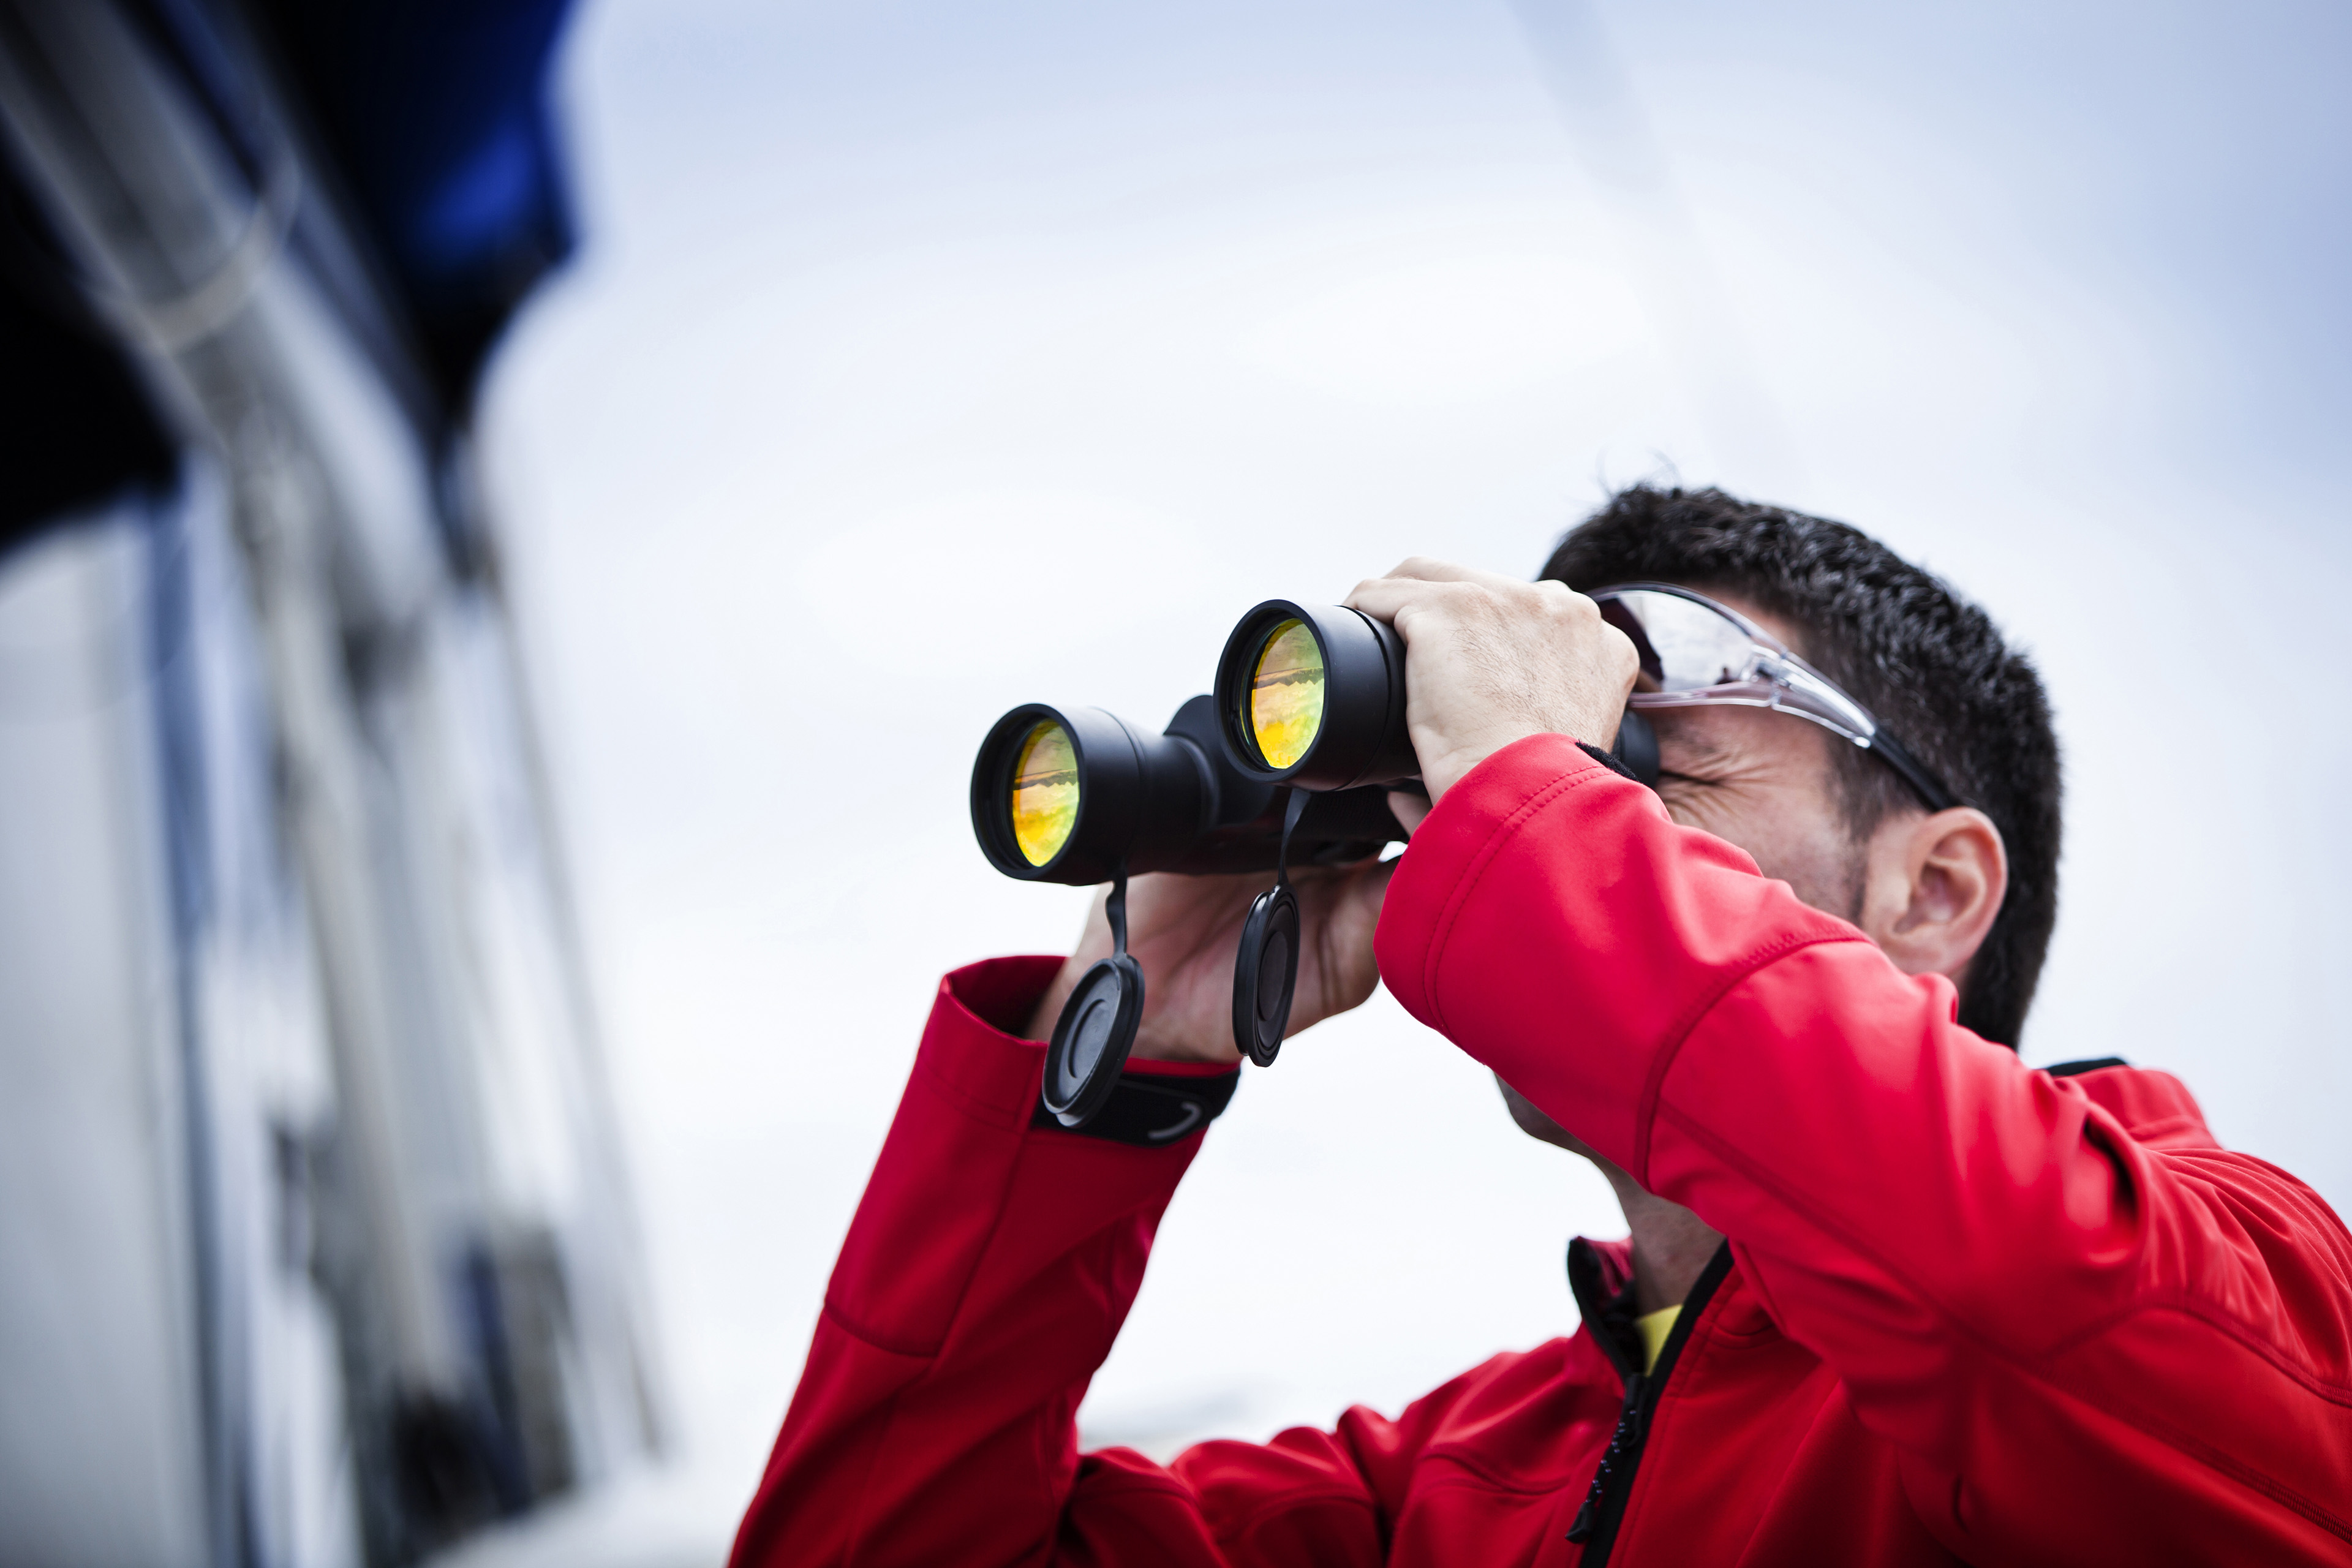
[971,599,1656,1128]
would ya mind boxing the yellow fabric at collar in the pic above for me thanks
[1635,1305,1681,1374]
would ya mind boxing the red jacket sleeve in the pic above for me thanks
[728,957,1417,1568]
[1374,734,2352,1564]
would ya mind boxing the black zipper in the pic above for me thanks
[1564,1241,1735,1566]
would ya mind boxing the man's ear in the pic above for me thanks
[1857,807,2007,986]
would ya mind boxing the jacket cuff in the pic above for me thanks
[922,957,1065,1130]
[927,957,1241,1133]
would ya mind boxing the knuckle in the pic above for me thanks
[1532,581,1581,622]
[1603,625,1639,674]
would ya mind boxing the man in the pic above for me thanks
[730,487,2352,1565]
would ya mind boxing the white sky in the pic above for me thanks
[473,0,2352,1546]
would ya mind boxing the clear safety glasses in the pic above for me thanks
[1591,583,1960,813]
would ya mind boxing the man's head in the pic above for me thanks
[1496,484,2060,1162]
[1551,484,2063,1046]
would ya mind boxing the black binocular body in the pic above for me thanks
[969,695,1410,888]
[971,598,1654,1130]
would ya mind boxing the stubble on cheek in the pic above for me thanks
[1753,823,1870,926]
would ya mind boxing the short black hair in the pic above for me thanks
[1542,484,2061,1049]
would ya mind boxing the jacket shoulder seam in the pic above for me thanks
[2097,1379,2352,1544]
[2041,1296,2352,1405]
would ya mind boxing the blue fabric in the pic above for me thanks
[251,0,579,407]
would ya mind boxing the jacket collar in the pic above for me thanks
[1567,1235,1737,1383]
[1567,1237,1642,1380]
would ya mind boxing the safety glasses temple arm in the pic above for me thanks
[1861,731,1961,814]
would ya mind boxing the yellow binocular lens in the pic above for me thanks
[1009,719,1080,866]
[1245,617,1325,769]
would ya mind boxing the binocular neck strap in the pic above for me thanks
[1273,786,1311,890]
[1106,863,1130,959]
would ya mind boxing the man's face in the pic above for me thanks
[1644,596,1868,918]
[1498,592,1891,1156]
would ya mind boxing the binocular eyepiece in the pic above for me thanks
[973,598,1656,1129]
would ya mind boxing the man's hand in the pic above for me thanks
[1023,858,1394,1063]
[1346,559,1640,802]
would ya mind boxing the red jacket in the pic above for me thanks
[731,734,2352,1566]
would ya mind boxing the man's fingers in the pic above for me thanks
[1346,573,1474,626]
[1378,556,1525,589]
[1346,559,1524,616]
[1346,564,1597,635]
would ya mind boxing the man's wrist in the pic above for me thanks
[1128,1032,1243,1065]
[1020,955,1085,1042]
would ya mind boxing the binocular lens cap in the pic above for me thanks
[1232,881,1300,1067]
[1043,954,1144,1127]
